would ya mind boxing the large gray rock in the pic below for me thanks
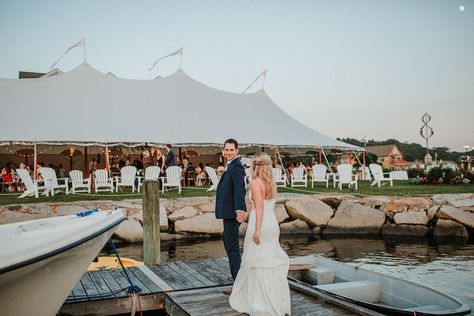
[274,204,289,224]
[381,197,432,213]
[55,205,88,216]
[168,206,197,222]
[394,211,429,225]
[382,224,429,236]
[313,194,357,209]
[114,217,144,243]
[324,200,386,235]
[437,205,474,229]
[166,197,215,213]
[285,198,333,228]
[432,193,473,205]
[434,219,468,238]
[427,205,440,220]
[26,204,53,215]
[174,213,223,235]
[448,199,474,208]
[279,219,312,234]
[360,196,393,208]
[129,204,168,231]
[0,210,53,224]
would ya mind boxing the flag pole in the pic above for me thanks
[83,39,86,63]
[179,51,183,69]
[262,70,267,90]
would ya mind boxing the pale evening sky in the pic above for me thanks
[0,0,472,151]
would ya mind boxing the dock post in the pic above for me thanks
[142,180,161,265]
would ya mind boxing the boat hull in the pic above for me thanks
[0,228,115,316]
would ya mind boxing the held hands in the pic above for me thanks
[253,229,261,245]
[236,211,248,223]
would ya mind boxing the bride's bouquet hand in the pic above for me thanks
[253,229,261,245]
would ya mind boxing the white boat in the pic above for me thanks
[0,208,125,316]
[289,255,471,316]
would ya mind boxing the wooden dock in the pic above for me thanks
[59,257,368,316]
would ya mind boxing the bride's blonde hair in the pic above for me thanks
[251,152,277,199]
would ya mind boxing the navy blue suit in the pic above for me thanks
[165,150,175,167]
[215,157,247,280]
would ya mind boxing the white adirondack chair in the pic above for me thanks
[40,167,69,196]
[16,168,47,198]
[369,163,393,187]
[69,170,91,194]
[116,166,137,192]
[311,164,329,188]
[205,166,219,191]
[138,166,160,193]
[161,166,183,193]
[291,166,307,187]
[94,169,114,193]
[272,168,287,187]
[334,164,358,190]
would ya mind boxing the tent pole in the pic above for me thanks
[84,146,88,177]
[319,149,322,164]
[363,151,367,181]
[273,145,277,166]
[321,147,330,169]
[33,141,37,180]
[352,150,363,180]
[275,146,287,184]
[105,143,110,171]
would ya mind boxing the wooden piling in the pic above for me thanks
[142,180,161,265]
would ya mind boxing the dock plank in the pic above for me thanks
[167,261,208,288]
[109,269,135,297]
[88,271,111,296]
[98,269,128,298]
[156,263,197,290]
[185,260,227,285]
[71,276,88,302]
[205,259,233,281]
[189,259,233,284]
[80,273,100,299]
[174,261,215,287]
[129,266,163,293]
[165,285,358,316]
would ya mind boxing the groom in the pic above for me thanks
[215,138,247,288]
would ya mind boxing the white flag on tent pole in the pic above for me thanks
[50,37,86,69]
[242,68,267,94]
[148,47,183,71]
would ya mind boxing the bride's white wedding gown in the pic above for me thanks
[229,198,291,316]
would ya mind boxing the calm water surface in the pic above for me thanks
[103,235,474,313]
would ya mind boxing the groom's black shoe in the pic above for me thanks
[223,290,232,296]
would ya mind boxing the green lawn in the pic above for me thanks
[0,181,473,206]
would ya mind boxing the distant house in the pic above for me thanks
[366,144,406,169]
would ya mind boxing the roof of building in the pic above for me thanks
[366,144,398,157]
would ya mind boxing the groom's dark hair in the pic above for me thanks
[224,138,238,149]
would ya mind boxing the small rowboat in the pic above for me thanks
[0,209,125,316]
[289,256,471,316]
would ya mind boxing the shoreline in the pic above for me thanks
[1,193,473,241]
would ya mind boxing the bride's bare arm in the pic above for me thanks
[250,179,263,245]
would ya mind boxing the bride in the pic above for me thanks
[229,153,291,316]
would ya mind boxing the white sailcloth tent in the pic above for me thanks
[0,63,361,151]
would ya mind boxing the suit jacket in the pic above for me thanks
[165,150,175,167]
[215,157,247,219]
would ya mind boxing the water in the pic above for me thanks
[102,235,474,313]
